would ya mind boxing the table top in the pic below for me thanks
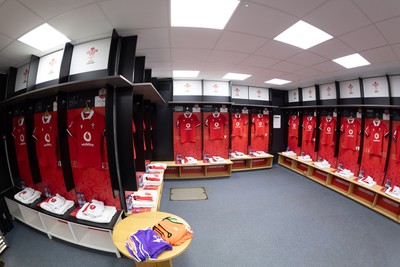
[112,211,192,261]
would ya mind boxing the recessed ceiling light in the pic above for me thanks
[265,78,291,85]
[332,53,370,69]
[223,73,251,80]
[18,23,70,51]
[173,70,200,78]
[171,0,240,30]
[274,20,333,50]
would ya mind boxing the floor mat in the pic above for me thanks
[170,187,208,201]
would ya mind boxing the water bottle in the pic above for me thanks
[286,146,290,152]
[385,178,391,189]
[21,180,26,189]
[138,175,144,188]
[80,193,87,205]
[358,169,364,180]
[126,194,132,211]
[76,192,83,207]
[338,162,343,171]
[44,186,52,198]
[145,164,149,173]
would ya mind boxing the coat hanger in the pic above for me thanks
[374,113,380,122]
[83,101,91,114]
[185,107,191,115]
[44,106,50,117]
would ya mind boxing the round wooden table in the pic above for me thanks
[112,211,192,267]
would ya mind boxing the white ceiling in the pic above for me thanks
[1,0,400,90]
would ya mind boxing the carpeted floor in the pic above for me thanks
[2,165,400,267]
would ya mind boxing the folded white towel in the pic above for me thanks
[336,169,354,178]
[211,156,225,163]
[47,194,66,209]
[19,187,35,200]
[143,173,163,186]
[40,199,74,215]
[83,200,105,218]
[184,157,198,164]
[14,189,41,204]
[282,151,297,157]
[76,202,117,223]
[298,155,312,162]
[359,176,377,187]
[131,191,157,208]
[148,163,167,170]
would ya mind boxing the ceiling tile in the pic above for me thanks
[270,61,303,73]
[49,4,113,40]
[206,50,249,65]
[308,39,355,60]
[311,61,344,74]
[20,0,96,20]
[231,65,263,75]
[215,31,268,53]
[151,69,172,78]
[135,48,170,62]
[99,0,169,30]
[127,28,170,50]
[255,40,303,60]
[361,46,398,64]
[352,0,400,23]
[293,67,323,78]
[146,61,171,71]
[256,69,287,79]
[304,0,371,36]
[0,56,17,72]
[171,48,211,62]
[170,28,221,49]
[226,2,297,38]
[0,1,43,38]
[376,17,400,45]
[0,41,39,63]
[251,0,327,17]
[339,25,388,51]
[286,52,327,67]
[0,33,13,51]
[391,44,400,59]
[240,55,280,68]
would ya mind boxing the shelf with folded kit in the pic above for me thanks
[278,152,400,223]
[230,154,274,172]
[157,160,233,179]
[2,187,123,257]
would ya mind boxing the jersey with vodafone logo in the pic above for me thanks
[288,115,299,138]
[302,116,316,142]
[176,113,200,143]
[231,114,247,137]
[319,117,336,146]
[67,110,105,169]
[340,118,361,151]
[364,120,389,156]
[392,125,400,162]
[205,113,228,140]
[33,113,58,167]
[252,114,269,137]
[11,116,29,162]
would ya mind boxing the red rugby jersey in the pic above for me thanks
[67,110,105,169]
[340,118,361,151]
[252,114,269,137]
[288,115,299,138]
[231,114,247,137]
[32,113,58,167]
[176,113,200,143]
[364,120,389,156]
[205,113,228,140]
[319,117,336,146]
[302,116,316,142]
[12,116,29,163]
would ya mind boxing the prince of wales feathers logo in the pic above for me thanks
[86,47,99,64]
